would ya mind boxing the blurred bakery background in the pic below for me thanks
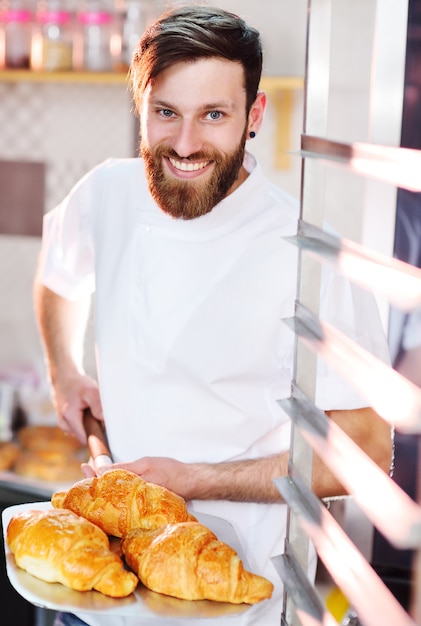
[0,0,307,492]
[0,0,306,416]
[0,0,420,625]
[0,1,307,623]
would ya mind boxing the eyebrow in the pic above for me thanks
[150,99,238,112]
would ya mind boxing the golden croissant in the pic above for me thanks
[7,508,138,598]
[51,468,197,537]
[121,521,274,604]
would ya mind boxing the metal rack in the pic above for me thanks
[275,0,421,624]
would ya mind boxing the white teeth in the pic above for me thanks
[169,158,209,172]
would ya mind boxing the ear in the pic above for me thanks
[247,91,267,138]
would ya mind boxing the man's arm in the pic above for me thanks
[106,407,392,503]
[33,265,102,443]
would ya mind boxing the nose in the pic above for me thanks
[171,120,203,158]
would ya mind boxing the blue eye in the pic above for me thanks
[207,111,222,120]
[160,109,174,117]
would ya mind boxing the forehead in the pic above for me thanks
[144,58,247,111]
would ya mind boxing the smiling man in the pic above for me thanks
[139,57,263,219]
[33,6,392,626]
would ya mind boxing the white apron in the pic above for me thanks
[40,154,390,625]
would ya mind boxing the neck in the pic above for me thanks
[226,165,249,198]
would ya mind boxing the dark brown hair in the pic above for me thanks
[130,5,263,115]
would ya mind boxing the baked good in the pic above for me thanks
[14,425,88,482]
[0,441,20,471]
[14,451,84,483]
[17,425,84,454]
[7,508,138,598]
[122,521,274,604]
[51,469,197,537]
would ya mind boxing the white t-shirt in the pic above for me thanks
[39,153,390,626]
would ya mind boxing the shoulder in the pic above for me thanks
[267,183,300,220]
[245,159,299,233]
[79,158,145,188]
[64,158,149,215]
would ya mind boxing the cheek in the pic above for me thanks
[141,121,169,150]
[139,110,157,145]
[201,126,243,154]
[216,127,247,156]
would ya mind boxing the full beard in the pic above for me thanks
[140,130,247,220]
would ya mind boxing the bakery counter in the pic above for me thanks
[0,471,73,501]
[0,425,88,492]
[0,425,87,626]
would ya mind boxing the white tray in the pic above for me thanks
[2,501,251,620]
[0,471,75,498]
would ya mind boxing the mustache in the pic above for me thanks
[153,145,220,162]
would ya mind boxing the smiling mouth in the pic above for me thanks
[168,157,210,172]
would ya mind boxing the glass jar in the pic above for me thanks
[31,2,73,71]
[76,5,115,71]
[0,1,33,68]
[121,0,155,68]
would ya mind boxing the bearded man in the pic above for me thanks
[34,6,392,626]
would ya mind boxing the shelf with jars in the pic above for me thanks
[0,0,146,73]
[0,67,129,82]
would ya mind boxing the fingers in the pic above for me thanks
[62,406,88,444]
[82,388,104,423]
[82,457,113,478]
[97,461,123,476]
[81,462,96,478]
[59,383,104,444]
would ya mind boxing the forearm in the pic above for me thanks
[176,454,289,503]
[183,454,343,504]
[33,267,102,441]
[309,407,393,499]
[33,267,91,384]
[110,408,393,504]
[189,408,391,499]
[178,408,392,503]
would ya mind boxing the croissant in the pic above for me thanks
[121,521,274,604]
[51,468,197,537]
[7,508,138,598]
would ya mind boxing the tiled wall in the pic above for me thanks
[0,80,134,384]
[0,81,135,211]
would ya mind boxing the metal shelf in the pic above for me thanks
[286,221,421,311]
[275,474,416,626]
[279,386,421,549]
[301,134,421,193]
[272,541,338,626]
[284,302,421,433]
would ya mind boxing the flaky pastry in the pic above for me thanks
[122,521,274,604]
[51,468,197,537]
[7,508,138,597]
